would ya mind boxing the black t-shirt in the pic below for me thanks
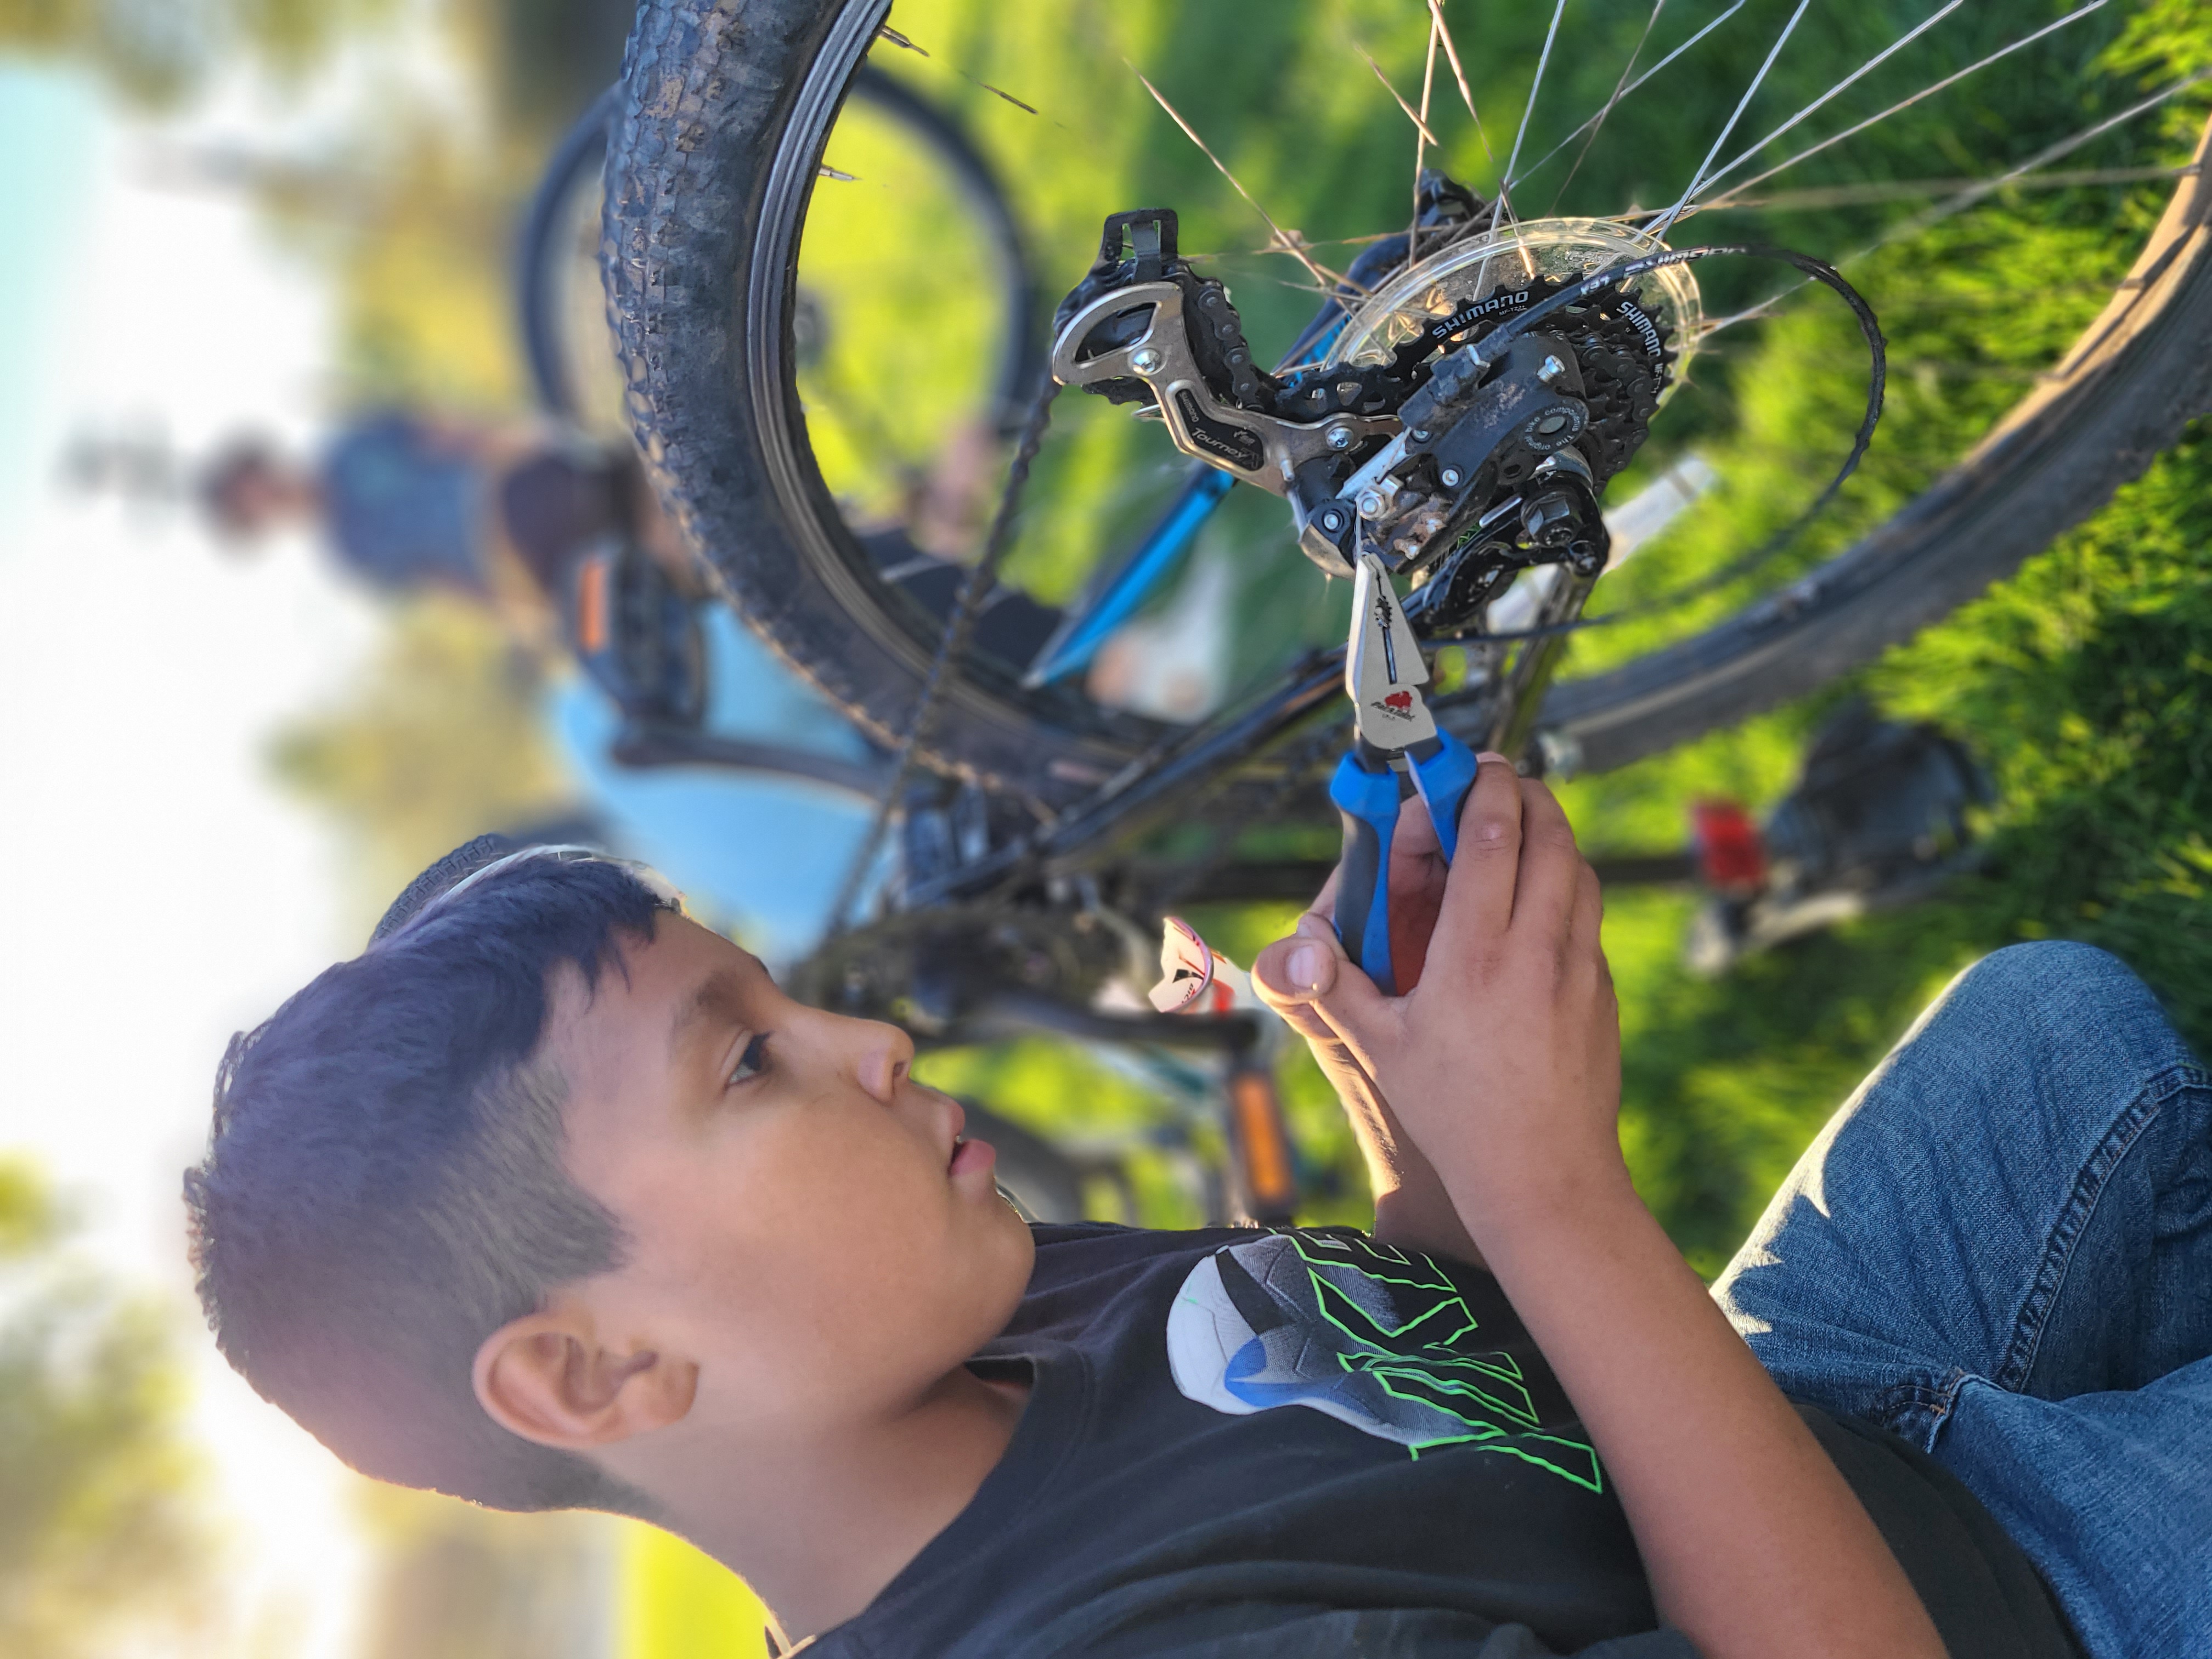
[802,1224,2079,1658]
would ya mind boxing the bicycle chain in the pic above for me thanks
[827,379,1062,932]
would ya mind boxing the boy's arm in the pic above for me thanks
[1258,758,1945,1659]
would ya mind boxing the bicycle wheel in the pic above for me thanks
[525,65,1046,438]
[605,0,2212,810]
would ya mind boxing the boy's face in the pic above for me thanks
[544,913,1035,1439]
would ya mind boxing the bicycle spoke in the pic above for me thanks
[1506,1,1748,191]
[1650,0,1812,240]
[873,24,1049,122]
[1425,0,1517,231]
[1876,68,2212,257]
[1425,0,1497,167]
[1132,68,1347,291]
[1359,46,1441,146]
[1695,2,2109,214]
[1357,32,1457,264]
[1545,0,1668,217]
[1716,164,2189,215]
[1502,0,1571,200]
[1414,15,1441,254]
[1696,68,2212,342]
[1691,1,1966,202]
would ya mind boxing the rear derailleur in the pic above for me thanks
[1048,189,1675,637]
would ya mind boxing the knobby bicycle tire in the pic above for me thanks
[605,0,2212,810]
[607,0,1171,814]
[535,61,1044,430]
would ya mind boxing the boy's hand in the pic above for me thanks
[1256,755,1627,1242]
[1252,919,1481,1265]
[1267,754,1944,1659]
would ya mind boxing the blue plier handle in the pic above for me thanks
[1329,727,1482,995]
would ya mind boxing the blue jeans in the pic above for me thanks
[1713,942,2212,1658]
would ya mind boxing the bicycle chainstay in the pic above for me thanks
[1048,190,1676,640]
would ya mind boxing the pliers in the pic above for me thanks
[1329,551,1482,995]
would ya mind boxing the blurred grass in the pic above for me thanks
[615,1523,772,1659]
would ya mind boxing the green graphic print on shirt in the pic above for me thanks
[1166,1231,1603,1493]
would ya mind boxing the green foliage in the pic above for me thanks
[0,0,400,109]
[326,123,537,414]
[1875,423,2212,1043]
[613,1519,770,1659]
[353,1487,619,1659]
[0,1161,211,1659]
[1581,426,2212,1262]
[2106,0,2212,142]
[270,596,575,919]
[1598,896,1987,1278]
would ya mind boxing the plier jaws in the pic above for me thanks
[1329,554,1483,994]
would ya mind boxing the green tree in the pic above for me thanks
[354,1486,614,1659]
[270,595,578,921]
[0,0,400,109]
[0,1160,212,1658]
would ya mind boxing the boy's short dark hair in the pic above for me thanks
[184,836,673,1512]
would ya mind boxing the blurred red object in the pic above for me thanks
[1691,799,1768,894]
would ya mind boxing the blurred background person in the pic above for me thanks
[194,412,702,628]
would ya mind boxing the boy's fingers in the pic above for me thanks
[1293,931,1399,1073]
[1509,777,1585,939]
[1253,920,1341,1007]
[1393,792,1441,860]
[1572,857,1604,946]
[1434,754,1525,943]
[1255,910,1397,1063]
[1251,867,1345,1012]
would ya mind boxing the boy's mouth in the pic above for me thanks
[949,1135,997,1178]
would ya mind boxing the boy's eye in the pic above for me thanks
[727,1033,770,1087]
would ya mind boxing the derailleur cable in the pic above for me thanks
[827,379,1063,934]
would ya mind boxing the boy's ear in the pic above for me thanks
[472,1300,698,1451]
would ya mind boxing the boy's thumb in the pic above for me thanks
[1255,915,1394,1046]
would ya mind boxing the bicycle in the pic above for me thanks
[543,0,2212,1222]
[521,60,1304,1226]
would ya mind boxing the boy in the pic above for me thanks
[185,758,2207,1656]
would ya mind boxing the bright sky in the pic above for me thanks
[0,60,379,1659]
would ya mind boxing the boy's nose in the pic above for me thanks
[854,1019,916,1104]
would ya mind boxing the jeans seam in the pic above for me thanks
[1994,1062,2205,1395]
[1873,1373,1962,1449]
